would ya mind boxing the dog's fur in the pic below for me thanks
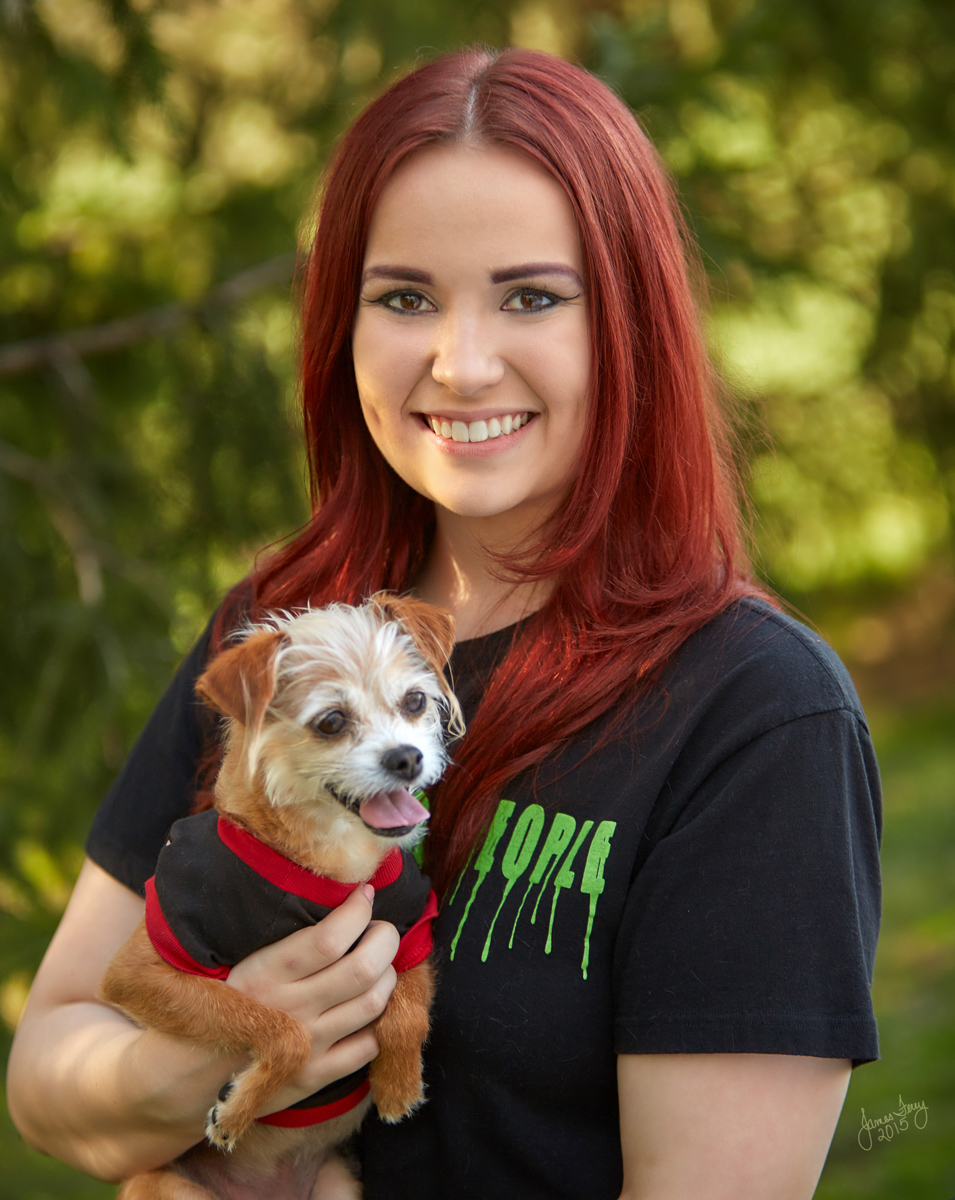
[101,594,461,1199]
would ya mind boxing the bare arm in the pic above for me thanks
[617,1052,851,1200]
[6,857,398,1182]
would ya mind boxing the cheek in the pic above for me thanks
[353,317,429,428]
[515,324,590,426]
[560,318,592,402]
[351,322,385,426]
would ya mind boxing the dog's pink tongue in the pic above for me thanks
[358,788,430,829]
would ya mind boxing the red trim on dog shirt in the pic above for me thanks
[144,877,231,979]
[393,889,438,974]
[256,1079,371,1127]
[216,816,402,903]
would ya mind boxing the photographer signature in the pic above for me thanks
[858,1095,928,1151]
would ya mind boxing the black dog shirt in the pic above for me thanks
[144,809,437,1126]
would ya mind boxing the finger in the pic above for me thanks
[285,915,399,1000]
[233,884,377,987]
[301,961,398,1047]
[318,918,401,988]
[271,921,398,1030]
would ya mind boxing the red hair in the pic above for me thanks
[215,47,765,891]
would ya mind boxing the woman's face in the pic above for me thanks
[352,143,590,530]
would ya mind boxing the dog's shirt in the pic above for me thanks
[143,809,437,1126]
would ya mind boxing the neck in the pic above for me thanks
[413,509,556,641]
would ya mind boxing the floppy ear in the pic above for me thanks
[195,629,284,730]
[371,592,455,678]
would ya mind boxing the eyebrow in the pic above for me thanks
[361,263,584,288]
[490,263,584,288]
[362,266,433,285]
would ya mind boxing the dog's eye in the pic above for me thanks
[311,710,347,737]
[401,691,427,716]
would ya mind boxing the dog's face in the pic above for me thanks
[196,595,461,848]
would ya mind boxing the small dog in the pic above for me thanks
[101,593,461,1199]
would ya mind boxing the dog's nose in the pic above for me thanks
[381,744,423,782]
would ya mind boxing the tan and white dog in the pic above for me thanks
[101,594,461,1199]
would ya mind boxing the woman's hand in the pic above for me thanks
[6,859,397,1181]
[226,882,399,1113]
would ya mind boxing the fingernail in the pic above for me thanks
[361,883,375,902]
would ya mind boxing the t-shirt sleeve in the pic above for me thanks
[613,705,882,1067]
[86,617,217,897]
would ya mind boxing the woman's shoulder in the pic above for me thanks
[667,595,868,738]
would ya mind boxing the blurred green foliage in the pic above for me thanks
[1,0,953,1193]
[588,0,955,610]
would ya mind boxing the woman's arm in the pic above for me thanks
[617,1052,851,1200]
[7,857,399,1182]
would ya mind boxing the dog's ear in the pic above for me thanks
[371,593,455,678]
[371,593,463,734]
[195,629,284,730]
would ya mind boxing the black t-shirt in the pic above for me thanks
[87,598,882,1200]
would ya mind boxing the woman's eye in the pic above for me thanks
[401,691,427,716]
[378,290,435,314]
[501,288,561,313]
[311,710,347,737]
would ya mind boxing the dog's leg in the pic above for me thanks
[368,958,434,1123]
[117,1167,218,1199]
[102,922,311,1150]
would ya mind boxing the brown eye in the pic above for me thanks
[311,710,347,737]
[402,691,426,716]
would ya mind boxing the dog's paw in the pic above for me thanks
[373,1079,426,1124]
[205,1091,237,1152]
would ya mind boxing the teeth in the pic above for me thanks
[427,413,529,443]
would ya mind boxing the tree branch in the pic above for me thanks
[0,253,298,379]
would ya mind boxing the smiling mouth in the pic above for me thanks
[422,413,533,443]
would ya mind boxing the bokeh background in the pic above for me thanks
[1,0,953,1195]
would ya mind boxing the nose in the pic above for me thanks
[431,313,505,396]
[381,744,424,782]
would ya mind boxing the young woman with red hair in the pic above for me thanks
[9,48,881,1199]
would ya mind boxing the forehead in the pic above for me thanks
[363,143,584,275]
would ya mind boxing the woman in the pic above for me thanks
[7,47,881,1199]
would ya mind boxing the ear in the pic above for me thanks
[370,592,456,679]
[370,593,463,735]
[195,629,285,730]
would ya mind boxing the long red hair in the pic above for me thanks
[214,47,764,892]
